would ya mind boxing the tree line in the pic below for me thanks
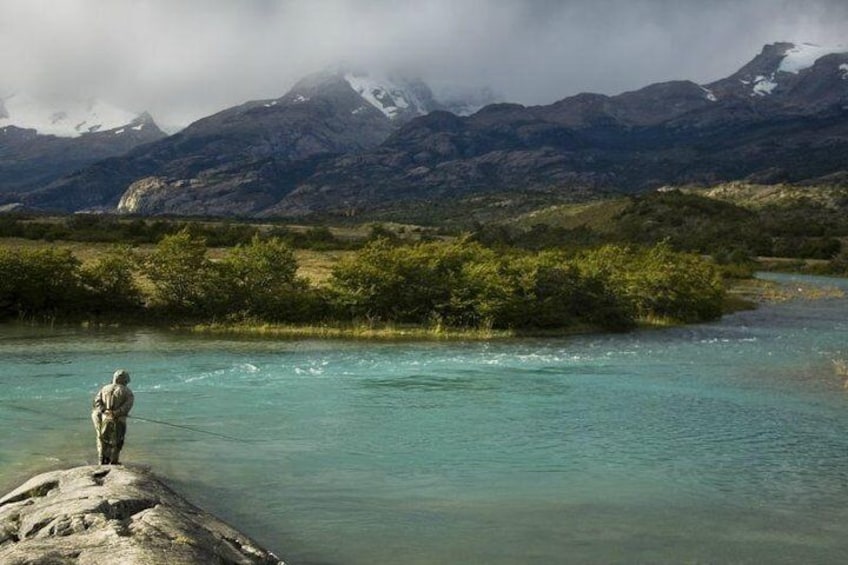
[0,232,725,331]
[0,213,358,250]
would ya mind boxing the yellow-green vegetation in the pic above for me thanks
[294,249,355,284]
[0,237,132,266]
[474,185,848,276]
[510,198,630,233]
[694,182,848,211]
[0,232,726,336]
[726,277,845,307]
[189,322,513,341]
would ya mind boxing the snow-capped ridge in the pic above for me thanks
[332,68,499,121]
[778,42,848,74]
[705,41,848,100]
[0,93,152,138]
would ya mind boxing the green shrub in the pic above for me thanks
[0,247,84,320]
[329,239,643,330]
[144,230,218,315]
[80,245,145,315]
[215,236,311,321]
[577,243,725,323]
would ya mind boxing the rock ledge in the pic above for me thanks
[0,465,284,564]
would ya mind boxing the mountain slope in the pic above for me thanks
[21,72,395,214]
[18,68,493,214]
[13,42,848,217]
[0,112,165,196]
[263,42,848,216]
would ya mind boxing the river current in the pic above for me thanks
[2,273,848,564]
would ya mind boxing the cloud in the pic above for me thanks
[1,0,846,130]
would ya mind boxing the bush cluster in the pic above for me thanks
[330,239,723,330]
[0,245,142,321]
[0,233,726,330]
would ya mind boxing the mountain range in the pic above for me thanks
[2,42,847,218]
[0,94,166,199]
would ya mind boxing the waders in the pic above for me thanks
[93,412,126,465]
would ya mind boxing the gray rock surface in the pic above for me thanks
[0,465,284,565]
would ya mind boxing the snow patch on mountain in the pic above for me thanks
[341,70,499,120]
[778,43,847,74]
[0,93,140,137]
[752,75,778,96]
[724,42,848,98]
[344,72,426,119]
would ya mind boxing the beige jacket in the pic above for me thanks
[93,371,134,422]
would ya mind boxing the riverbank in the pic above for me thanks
[0,465,284,564]
[19,273,841,342]
[727,273,846,305]
[173,274,844,340]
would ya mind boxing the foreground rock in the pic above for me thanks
[0,465,284,565]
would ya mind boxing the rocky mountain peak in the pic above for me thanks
[706,41,848,102]
[285,66,499,123]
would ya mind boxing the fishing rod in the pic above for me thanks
[129,415,252,442]
[1,402,252,442]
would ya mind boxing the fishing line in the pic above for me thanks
[129,415,252,442]
[1,402,87,421]
[0,402,253,442]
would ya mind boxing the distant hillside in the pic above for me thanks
[474,183,848,263]
[0,113,165,197]
[696,181,848,210]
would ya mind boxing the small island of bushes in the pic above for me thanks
[0,230,726,337]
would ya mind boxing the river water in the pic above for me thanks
[2,273,848,564]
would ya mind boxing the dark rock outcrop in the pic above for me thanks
[0,465,284,565]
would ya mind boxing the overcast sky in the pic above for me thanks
[1,0,846,130]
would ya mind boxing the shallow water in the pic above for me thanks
[2,273,848,564]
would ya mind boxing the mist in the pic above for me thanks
[1,0,846,130]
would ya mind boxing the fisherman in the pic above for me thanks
[91,369,135,465]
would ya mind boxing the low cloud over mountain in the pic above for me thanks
[10,42,848,217]
[2,0,846,130]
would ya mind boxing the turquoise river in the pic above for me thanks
[2,273,848,564]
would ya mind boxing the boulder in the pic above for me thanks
[0,465,284,565]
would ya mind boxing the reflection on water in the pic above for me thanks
[2,274,848,564]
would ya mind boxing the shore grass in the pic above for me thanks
[184,317,690,341]
[186,321,516,341]
[728,276,845,304]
